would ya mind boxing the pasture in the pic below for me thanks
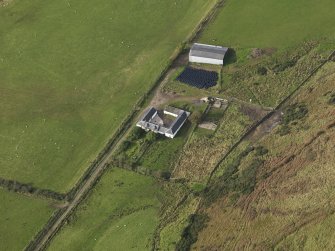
[138,121,193,173]
[0,0,216,192]
[48,167,178,251]
[200,0,335,48]
[0,189,54,250]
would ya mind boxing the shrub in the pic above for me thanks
[160,171,171,180]
[329,93,335,105]
[277,124,291,136]
[129,127,145,141]
[119,140,131,152]
[145,131,158,143]
[255,146,268,156]
[257,66,267,75]
[176,214,209,251]
[282,103,308,124]
[203,146,254,205]
[238,158,264,194]
[272,59,297,73]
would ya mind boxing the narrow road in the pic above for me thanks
[26,1,225,250]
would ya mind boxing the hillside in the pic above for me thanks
[0,0,334,250]
[194,62,335,250]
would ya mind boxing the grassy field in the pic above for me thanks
[0,189,54,250]
[194,62,335,250]
[200,0,335,48]
[112,101,207,177]
[0,0,216,192]
[173,102,252,182]
[138,120,193,172]
[159,195,200,251]
[49,168,168,250]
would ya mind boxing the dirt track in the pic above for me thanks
[27,4,334,251]
[25,1,226,250]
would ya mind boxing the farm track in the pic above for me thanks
[25,1,226,250]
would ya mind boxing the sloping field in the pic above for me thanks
[200,0,335,48]
[173,103,252,182]
[0,189,55,250]
[194,62,335,250]
[48,167,183,251]
[0,0,216,192]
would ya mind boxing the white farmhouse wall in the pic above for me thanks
[189,56,223,65]
[163,111,178,117]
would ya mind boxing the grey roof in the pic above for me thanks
[166,111,188,135]
[141,107,157,122]
[190,43,228,60]
[136,106,190,138]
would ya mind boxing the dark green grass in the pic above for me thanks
[0,0,215,192]
[0,188,54,250]
[200,0,335,48]
[139,121,193,172]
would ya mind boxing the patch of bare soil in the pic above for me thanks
[246,110,282,142]
[249,48,277,59]
[0,0,12,7]
[149,68,201,108]
[239,102,272,122]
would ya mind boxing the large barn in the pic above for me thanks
[189,43,228,65]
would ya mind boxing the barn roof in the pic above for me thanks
[166,111,188,135]
[140,107,157,122]
[190,43,228,60]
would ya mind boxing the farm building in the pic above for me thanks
[136,106,190,138]
[189,43,228,65]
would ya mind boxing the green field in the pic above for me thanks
[201,0,335,48]
[0,0,216,192]
[139,121,193,173]
[0,189,54,250]
[49,168,172,251]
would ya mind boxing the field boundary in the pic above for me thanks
[170,102,211,180]
[25,1,226,250]
[207,49,335,185]
[0,177,65,201]
[175,49,335,250]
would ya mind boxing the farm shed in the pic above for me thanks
[189,43,228,65]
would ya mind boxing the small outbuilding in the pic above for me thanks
[189,43,228,65]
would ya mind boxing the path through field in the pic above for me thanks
[26,1,226,250]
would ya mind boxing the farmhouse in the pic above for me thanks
[136,106,190,138]
[189,43,228,65]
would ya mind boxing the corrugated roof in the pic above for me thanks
[190,43,228,60]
